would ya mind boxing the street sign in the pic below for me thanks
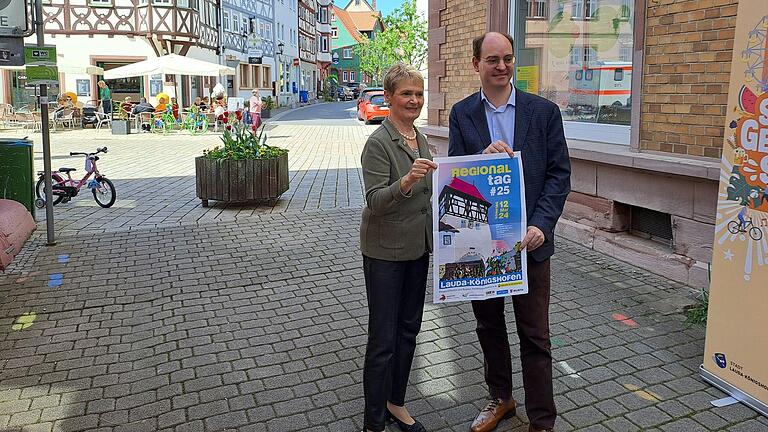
[332,52,339,65]
[0,36,23,65]
[248,56,262,65]
[24,44,56,65]
[0,0,28,36]
[25,65,58,85]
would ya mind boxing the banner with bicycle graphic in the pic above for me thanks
[702,0,768,417]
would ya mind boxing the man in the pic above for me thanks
[98,80,112,114]
[448,32,571,432]
[737,205,749,231]
[131,98,154,115]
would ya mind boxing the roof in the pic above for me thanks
[347,11,382,32]
[446,177,490,205]
[333,6,365,43]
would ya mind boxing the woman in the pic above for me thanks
[360,63,437,432]
[248,90,263,128]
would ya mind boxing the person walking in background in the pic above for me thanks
[448,32,571,432]
[359,63,436,432]
[97,80,112,114]
[249,90,263,128]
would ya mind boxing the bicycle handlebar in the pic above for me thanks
[69,147,108,157]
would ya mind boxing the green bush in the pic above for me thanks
[203,111,287,160]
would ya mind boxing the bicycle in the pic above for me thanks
[182,108,209,135]
[34,147,116,209]
[151,107,176,134]
[727,218,764,241]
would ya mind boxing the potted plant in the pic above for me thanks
[111,101,131,135]
[261,96,275,118]
[195,111,289,207]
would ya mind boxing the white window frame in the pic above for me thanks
[332,27,338,38]
[620,0,631,20]
[232,12,239,33]
[571,0,583,19]
[342,47,352,59]
[152,0,171,5]
[242,17,249,35]
[343,70,348,82]
[223,11,230,31]
[349,71,355,82]
[88,0,113,6]
[526,0,546,18]
[585,0,598,19]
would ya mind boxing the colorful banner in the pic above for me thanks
[431,153,528,303]
[516,65,540,95]
[702,0,768,417]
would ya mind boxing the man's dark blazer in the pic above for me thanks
[448,87,571,263]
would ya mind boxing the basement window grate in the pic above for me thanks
[629,206,673,246]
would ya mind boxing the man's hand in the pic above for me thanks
[482,140,515,157]
[520,226,545,251]
[401,158,438,193]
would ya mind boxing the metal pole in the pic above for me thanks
[34,0,55,245]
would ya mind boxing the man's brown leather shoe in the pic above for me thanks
[528,426,554,432]
[470,398,517,432]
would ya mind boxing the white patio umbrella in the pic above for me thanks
[103,53,235,79]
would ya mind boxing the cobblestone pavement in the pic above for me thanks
[2,111,767,431]
[2,206,767,431]
[0,101,370,235]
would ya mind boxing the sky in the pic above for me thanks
[369,0,427,17]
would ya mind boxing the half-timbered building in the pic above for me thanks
[222,0,276,99]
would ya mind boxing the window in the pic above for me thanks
[239,64,273,89]
[231,12,239,33]
[526,0,546,18]
[514,0,635,142]
[343,71,348,82]
[342,47,352,59]
[319,6,328,24]
[262,65,271,88]
[152,0,171,5]
[350,71,355,82]
[321,36,329,53]
[240,64,250,88]
[176,0,189,7]
[89,0,113,6]
[223,11,229,31]
[442,235,451,246]
[242,17,249,35]
[331,27,338,38]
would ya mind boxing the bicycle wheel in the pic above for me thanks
[749,226,763,241]
[727,221,740,235]
[151,118,164,134]
[35,175,64,206]
[92,177,116,208]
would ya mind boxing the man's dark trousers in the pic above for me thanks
[471,257,555,430]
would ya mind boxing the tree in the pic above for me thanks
[354,0,428,84]
[381,0,428,70]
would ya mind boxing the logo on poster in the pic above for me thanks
[714,353,727,369]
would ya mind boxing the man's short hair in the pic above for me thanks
[383,62,423,93]
[472,32,515,59]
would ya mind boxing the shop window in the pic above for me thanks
[512,0,634,144]
[262,66,272,88]
[240,64,251,88]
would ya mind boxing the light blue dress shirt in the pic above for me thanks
[480,86,516,147]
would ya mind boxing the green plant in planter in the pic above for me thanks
[261,96,275,111]
[114,101,131,121]
[203,111,287,160]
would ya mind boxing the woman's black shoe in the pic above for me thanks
[388,412,426,432]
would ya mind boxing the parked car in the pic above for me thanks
[357,91,388,124]
[334,86,353,101]
[357,87,384,109]
[346,82,361,99]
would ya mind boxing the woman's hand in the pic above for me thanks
[401,158,438,194]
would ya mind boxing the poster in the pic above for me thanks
[701,0,768,417]
[516,65,539,95]
[76,79,90,97]
[432,153,528,303]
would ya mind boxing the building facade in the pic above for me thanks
[0,0,220,107]
[425,0,736,288]
[221,0,275,100]
[298,0,318,102]
[328,1,382,86]
[274,0,301,107]
[316,0,333,95]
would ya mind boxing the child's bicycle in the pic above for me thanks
[34,147,116,208]
[151,107,177,134]
[182,108,209,135]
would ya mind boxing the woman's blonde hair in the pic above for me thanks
[383,63,423,93]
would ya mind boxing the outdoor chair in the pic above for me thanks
[53,108,76,131]
[95,110,112,130]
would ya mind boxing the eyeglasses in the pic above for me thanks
[481,55,515,66]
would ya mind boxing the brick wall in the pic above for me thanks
[428,0,487,127]
[641,0,738,157]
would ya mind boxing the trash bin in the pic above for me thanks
[0,138,35,217]
[299,90,309,103]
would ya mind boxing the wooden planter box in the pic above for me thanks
[195,154,289,207]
